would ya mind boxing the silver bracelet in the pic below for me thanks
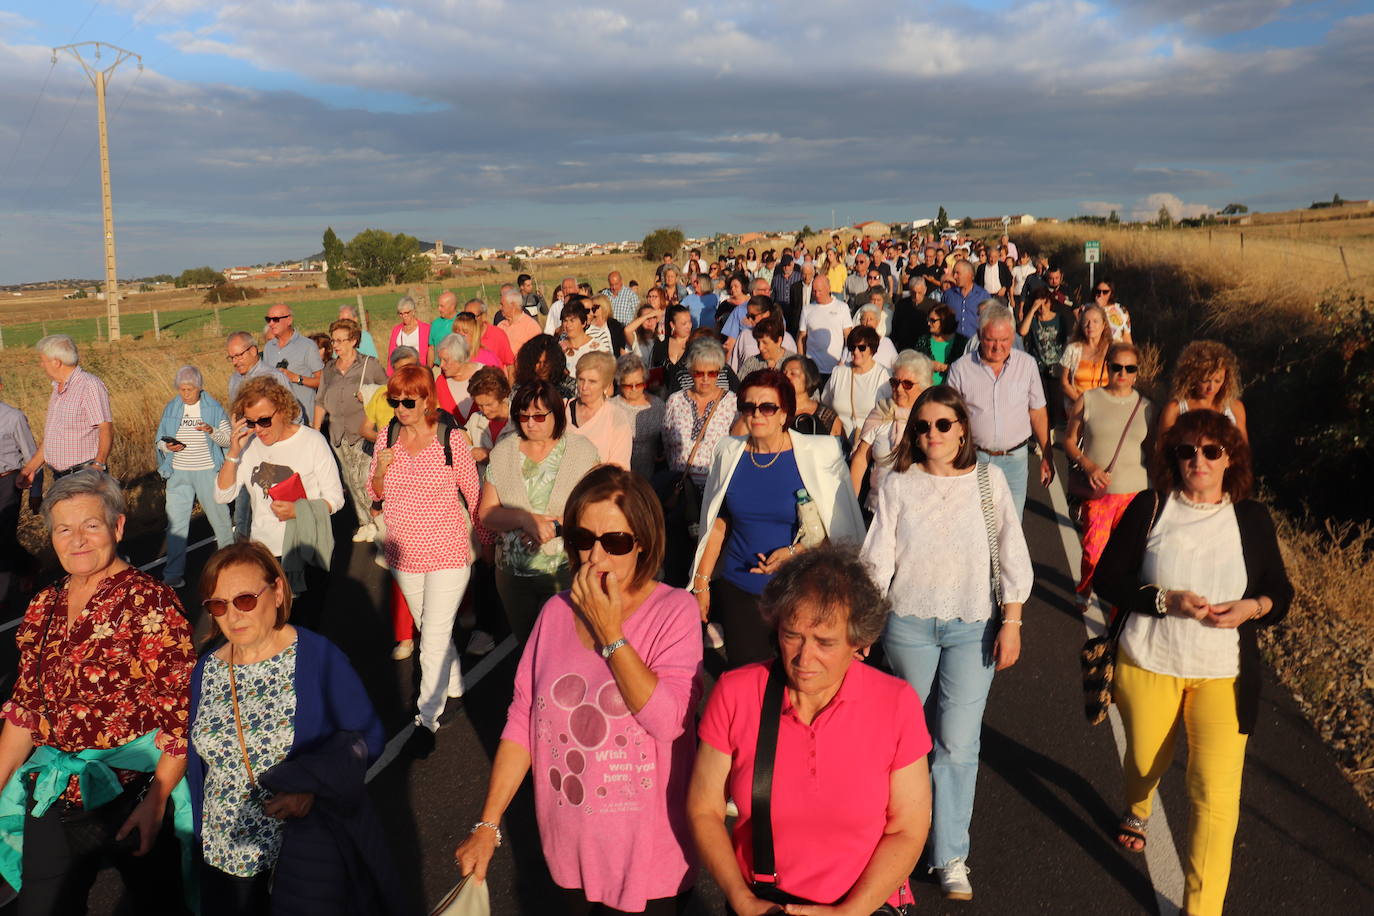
[1154,588,1169,617]
[1000,618,1023,626]
[225,455,241,464]
[471,821,502,847]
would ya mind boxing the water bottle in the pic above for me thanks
[794,489,825,549]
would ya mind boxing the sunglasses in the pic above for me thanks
[893,378,918,391]
[265,315,287,322]
[518,411,551,423]
[621,381,647,390]
[737,401,782,417]
[1173,443,1226,462]
[243,414,274,428]
[1094,289,1112,296]
[691,369,717,379]
[565,528,637,555]
[202,584,270,617]
[1109,363,1139,374]
[386,397,418,409]
[867,274,880,280]
[850,344,871,353]
[927,317,942,324]
[914,417,957,435]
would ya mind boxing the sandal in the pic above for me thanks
[1116,813,1147,853]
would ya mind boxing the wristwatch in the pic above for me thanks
[601,638,628,659]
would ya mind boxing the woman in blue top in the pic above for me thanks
[155,366,235,589]
[690,369,865,667]
[187,542,390,915]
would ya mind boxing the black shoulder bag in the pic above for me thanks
[749,661,911,914]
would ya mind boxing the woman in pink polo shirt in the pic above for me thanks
[455,466,704,914]
[688,545,932,915]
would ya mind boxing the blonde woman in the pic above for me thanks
[567,351,632,469]
[1059,303,1111,413]
[1156,339,1249,442]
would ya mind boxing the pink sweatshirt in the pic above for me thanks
[501,584,703,910]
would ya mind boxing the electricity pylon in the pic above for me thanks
[53,42,142,342]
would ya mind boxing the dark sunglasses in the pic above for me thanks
[927,316,942,324]
[1094,289,1112,296]
[737,401,782,417]
[1174,443,1226,462]
[893,379,919,391]
[565,528,637,555]
[202,584,270,617]
[621,381,647,390]
[691,369,717,379]
[867,274,880,280]
[850,344,871,353]
[518,411,550,423]
[264,315,287,322]
[243,414,274,428]
[387,397,418,409]
[1109,363,1139,374]
[914,417,957,435]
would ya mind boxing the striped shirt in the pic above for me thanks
[167,401,232,471]
[42,367,112,471]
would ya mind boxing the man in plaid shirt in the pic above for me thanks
[19,335,113,486]
[600,270,640,324]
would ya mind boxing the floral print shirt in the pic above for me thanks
[192,645,297,877]
[1,567,196,803]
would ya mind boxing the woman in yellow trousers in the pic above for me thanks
[1094,409,1291,916]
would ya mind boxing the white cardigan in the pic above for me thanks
[691,432,867,579]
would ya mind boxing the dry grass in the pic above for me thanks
[1274,514,1374,628]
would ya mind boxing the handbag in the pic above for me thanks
[1067,393,1144,500]
[429,874,490,916]
[664,395,720,536]
[1079,490,1163,725]
[750,661,912,915]
[975,462,1002,613]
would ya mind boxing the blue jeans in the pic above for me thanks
[979,446,1028,519]
[883,614,998,867]
[164,468,234,580]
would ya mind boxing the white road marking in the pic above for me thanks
[0,535,220,632]
[366,634,519,783]
[1045,472,1185,915]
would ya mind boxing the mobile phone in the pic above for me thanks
[160,436,185,447]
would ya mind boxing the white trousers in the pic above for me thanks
[391,566,471,730]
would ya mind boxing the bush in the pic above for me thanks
[204,282,263,305]
[642,227,685,262]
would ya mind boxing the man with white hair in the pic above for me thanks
[543,276,581,335]
[600,271,639,325]
[262,302,324,412]
[337,303,379,358]
[946,302,1053,518]
[19,335,113,486]
[945,260,992,340]
[499,284,541,357]
[226,330,290,403]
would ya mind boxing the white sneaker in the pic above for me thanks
[352,523,377,543]
[933,858,973,901]
[465,630,496,656]
[390,639,413,661]
[724,798,739,818]
[447,673,465,698]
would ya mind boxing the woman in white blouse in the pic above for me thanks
[821,325,891,448]
[862,385,1032,902]
[848,350,931,514]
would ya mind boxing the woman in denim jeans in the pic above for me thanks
[862,386,1032,903]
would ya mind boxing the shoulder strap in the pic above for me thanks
[751,660,787,885]
[976,463,1002,608]
[683,395,720,474]
[1106,489,1164,640]
[388,412,459,466]
[1103,393,1145,474]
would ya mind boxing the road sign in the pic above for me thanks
[1084,240,1101,263]
[1001,215,1011,228]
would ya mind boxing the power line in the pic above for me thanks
[69,1,105,42]
[120,0,170,41]
[0,59,57,189]
[11,83,89,213]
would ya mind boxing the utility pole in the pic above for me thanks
[53,42,141,342]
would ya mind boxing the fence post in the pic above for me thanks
[356,293,367,332]
[0,324,5,350]
[41,320,47,338]
[1239,233,1244,258]
[1339,247,1351,280]
[213,306,222,337]
[153,309,160,340]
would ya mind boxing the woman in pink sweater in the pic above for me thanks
[455,466,704,913]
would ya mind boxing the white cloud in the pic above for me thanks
[1130,193,1213,222]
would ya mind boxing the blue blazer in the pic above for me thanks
[186,626,386,838]
[155,392,230,479]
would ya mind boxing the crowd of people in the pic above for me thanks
[0,230,1290,916]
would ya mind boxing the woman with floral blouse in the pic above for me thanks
[0,470,197,913]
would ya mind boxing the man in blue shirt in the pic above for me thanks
[944,260,991,340]
[261,303,324,417]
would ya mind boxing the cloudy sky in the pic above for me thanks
[0,0,1370,282]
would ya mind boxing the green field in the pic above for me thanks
[0,282,507,348]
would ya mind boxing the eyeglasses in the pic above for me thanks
[398,310,415,317]
[386,397,418,409]
[1173,443,1226,462]
[691,369,717,379]
[737,401,781,417]
[927,316,942,324]
[1108,363,1139,374]
[621,381,646,391]
[893,379,918,391]
[243,414,275,428]
[329,337,352,345]
[226,347,253,361]
[914,417,957,435]
[202,584,270,617]
[518,411,551,423]
[265,315,287,322]
[565,528,637,555]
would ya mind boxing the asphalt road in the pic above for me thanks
[3,455,1373,915]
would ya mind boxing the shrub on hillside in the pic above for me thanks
[204,282,263,305]
[642,227,685,262]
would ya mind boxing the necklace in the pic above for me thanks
[748,445,782,469]
[1176,490,1229,511]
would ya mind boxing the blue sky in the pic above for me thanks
[0,0,1371,282]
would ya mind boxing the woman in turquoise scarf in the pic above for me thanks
[0,470,196,914]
